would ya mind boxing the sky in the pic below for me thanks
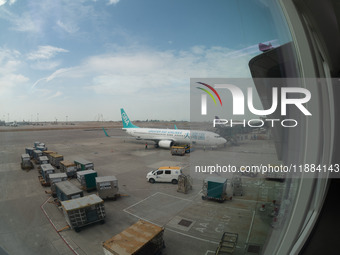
[0,0,291,122]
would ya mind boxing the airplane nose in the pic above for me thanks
[221,138,227,144]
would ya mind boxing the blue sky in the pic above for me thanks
[0,0,291,122]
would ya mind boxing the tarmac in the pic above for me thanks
[0,125,285,255]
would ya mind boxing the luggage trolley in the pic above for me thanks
[231,175,243,196]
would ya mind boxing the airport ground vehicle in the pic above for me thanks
[146,166,182,184]
[170,145,190,156]
[102,220,165,255]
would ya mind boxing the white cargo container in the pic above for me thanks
[49,173,68,196]
[41,164,55,183]
[38,156,49,165]
[95,176,119,200]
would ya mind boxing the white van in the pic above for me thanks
[146,166,182,184]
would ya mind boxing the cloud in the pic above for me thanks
[30,60,62,70]
[46,91,62,100]
[0,48,29,94]
[31,45,255,98]
[0,7,43,33]
[27,45,69,60]
[108,0,120,5]
[0,0,6,6]
[56,20,79,34]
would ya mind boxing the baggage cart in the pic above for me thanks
[102,220,165,255]
[25,147,34,158]
[202,177,229,202]
[21,154,33,170]
[95,176,119,200]
[74,158,94,171]
[60,160,77,177]
[38,156,49,165]
[49,173,68,197]
[39,163,55,186]
[231,176,243,196]
[55,181,84,202]
[77,170,97,191]
[61,194,105,232]
[49,153,64,169]
[177,174,192,194]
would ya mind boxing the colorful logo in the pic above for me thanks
[196,82,222,106]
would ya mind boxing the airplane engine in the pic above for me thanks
[158,140,173,148]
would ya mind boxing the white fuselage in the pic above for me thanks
[123,128,227,147]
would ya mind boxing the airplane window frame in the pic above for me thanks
[263,0,335,254]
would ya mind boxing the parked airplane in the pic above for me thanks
[117,108,227,148]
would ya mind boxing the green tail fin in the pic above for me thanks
[121,108,139,128]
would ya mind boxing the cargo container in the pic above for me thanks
[60,160,77,177]
[25,147,34,158]
[74,158,94,171]
[38,156,49,165]
[102,220,165,255]
[43,150,57,162]
[40,163,55,183]
[21,154,33,170]
[202,177,228,202]
[49,173,68,196]
[36,145,47,151]
[77,170,97,191]
[95,176,119,200]
[39,143,46,148]
[177,174,192,194]
[34,141,40,148]
[60,194,105,232]
[55,181,84,201]
[49,153,64,169]
[33,150,43,162]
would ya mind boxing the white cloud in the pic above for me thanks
[31,46,254,97]
[46,91,62,100]
[108,0,120,5]
[0,0,7,6]
[27,45,69,60]
[9,0,16,5]
[0,8,42,33]
[56,20,79,34]
[0,48,29,94]
[31,60,62,70]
